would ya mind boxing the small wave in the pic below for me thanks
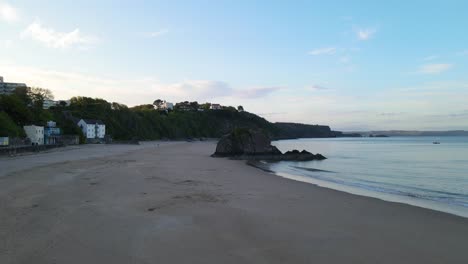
[274,167,468,208]
[292,166,335,173]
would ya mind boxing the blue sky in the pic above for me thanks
[1,0,468,130]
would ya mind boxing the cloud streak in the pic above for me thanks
[21,21,97,49]
[308,84,328,91]
[0,64,283,106]
[235,86,282,98]
[141,29,169,38]
[417,63,453,75]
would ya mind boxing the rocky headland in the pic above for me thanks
[211,129,326,161]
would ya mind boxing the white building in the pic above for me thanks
[210,104,222,110]
[0,76,27,95]
[42,99,71,109]
[161,101,174,110]
[77,119,106,139]
[24,125,44,145]
[155,100,174,111]
[43,99,56,109]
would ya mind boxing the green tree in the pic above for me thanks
[0,111,24,137]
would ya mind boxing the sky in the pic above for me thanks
[1,0,468,131]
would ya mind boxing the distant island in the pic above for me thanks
[359,131,468,137]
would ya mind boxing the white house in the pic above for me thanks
[161,101,174,110]
[210,104,222,110]
[155,100,174,111]
[77,119,106,139]
[24,125,44,145]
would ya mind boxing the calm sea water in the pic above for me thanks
[269,137,468,218]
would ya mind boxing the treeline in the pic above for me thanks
[1,90,342,141]
[0,87,56,137]
[63,97,278,140]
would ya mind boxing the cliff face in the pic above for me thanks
[273,122,335,139]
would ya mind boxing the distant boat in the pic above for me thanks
[433,141,441,144]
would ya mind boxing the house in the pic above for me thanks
[210,104,222,110]
[24,125,44,145]
[0,76,27,95]
[77,119,106,140]
[43,99,71,109]
[156,101,174,111]
[175,102,193,111]
[44,121,61,145]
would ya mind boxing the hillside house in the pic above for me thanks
[155,101,174,111]
[210,104,222,110]
[24,125,44,145]
[77,119,106,140]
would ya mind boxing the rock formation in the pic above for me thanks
[212,129,326,161]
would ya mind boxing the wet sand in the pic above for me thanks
[1,141,467,263]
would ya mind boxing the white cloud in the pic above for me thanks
[141,29,169,38]
[308,47,336,56]
[165,80,233,100]
[308,84,328,91]
[0,2,19,23]
[417,63,453,74]
[2,64,466,131]
[356,28,376,40]
[21,21,97,49]
[0,64,281,106]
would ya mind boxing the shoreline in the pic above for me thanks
[1,141,468,263]
[248,160,468,219]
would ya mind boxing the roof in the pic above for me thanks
[81,119,105,125]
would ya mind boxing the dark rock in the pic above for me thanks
[212,129,326,161]
[213,128,279,156]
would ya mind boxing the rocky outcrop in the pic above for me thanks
[212,129,326,161]
[213,128,281,156]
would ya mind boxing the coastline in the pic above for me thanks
[1,141,467,263]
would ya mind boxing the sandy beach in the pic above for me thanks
[1,141,467,264]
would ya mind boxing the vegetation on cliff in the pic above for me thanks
[1,90,343,140]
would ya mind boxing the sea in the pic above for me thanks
[267,137,468,218]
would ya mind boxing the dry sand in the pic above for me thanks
[1,141,467,264]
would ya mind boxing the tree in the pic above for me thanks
[153,99,164,109]
[28,87,54,110]
[189,101,199,110]
[237,105,244,112]
[200,103,211,110]
[29,87,54,101]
